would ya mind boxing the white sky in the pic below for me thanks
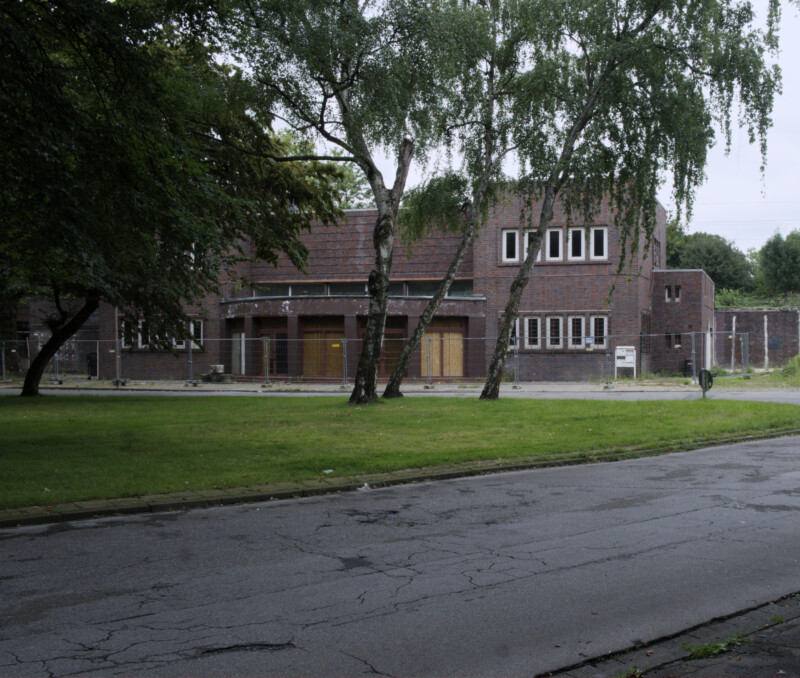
[658,0,800,253]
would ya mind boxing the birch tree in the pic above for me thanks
[480,0,784,399]
[231,0,448,404]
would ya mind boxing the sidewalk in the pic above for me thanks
[557,592,800,677]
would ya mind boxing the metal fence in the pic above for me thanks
[1,330,758,386]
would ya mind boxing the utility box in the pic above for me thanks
[615,346,636,379]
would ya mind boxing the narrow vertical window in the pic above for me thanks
[665,286,673,301]
[525,317,541,349]
[674,333,682,349]
[590,227,607,259]
[591,316,607,348]
[569,316,584,347]
[568,228,584,260]
[675,285,682,301]
[502,230,519,262]
[547,229,562,261]
[547,317,562,348]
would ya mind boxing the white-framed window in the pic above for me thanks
[590,227,608,260]
[568,228,585,260]
[175,319,204,349]
[546,229,563,261]
[547,316,562,348]
[502,229,519,263]
[524,231,543,262]
[524,317,541,349]
[675,285,682,302]
[568,316,585,347]
[665,285,673,302]
[120,321,134,349]
[590,316,607,348]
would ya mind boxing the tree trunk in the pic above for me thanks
[20,295,99,396]
[480,186,556,400]
[349,139,414,405]
[383,213,478,399]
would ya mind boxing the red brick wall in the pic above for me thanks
[715,308,800,369]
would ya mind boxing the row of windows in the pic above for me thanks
[502,227,608,263]
[120,320,204,350]
[252,280,475,298]
[511,315,608,350]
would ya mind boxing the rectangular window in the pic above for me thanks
[523,230,542,262]
[175,319,204,349]
[120,321,134,349]
[329,282,368,296]
[569,316,584,347]
[590,227,607,259]
[665,333,672,349]
[665,285,673,301]
[137,321,150,349]
[675,285,681,301]
[547,229,562,261]
[568,228,584,260]
[673,333,682,350]
[591,316,607,348]
[547,317,562,348]
[525,317,541,349]
[291,283,326,296]
[502,230,519,262]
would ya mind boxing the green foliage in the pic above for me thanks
[759,230,800,294]
[682,634,747,659]
[671,232,754,290]
[780,355,800,377]
[0,0,343,348]
[399,172,472,241]
[715,288,800,308]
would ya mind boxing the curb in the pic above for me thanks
[2,427,799,530]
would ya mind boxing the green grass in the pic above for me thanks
[681,634,748,659]
[1,396,799,509]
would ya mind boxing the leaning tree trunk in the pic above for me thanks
[383,212,479,399]
[21,295,99,397]
[480,187,556,400]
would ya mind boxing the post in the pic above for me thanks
[743,333,749,374]
[262,336,270,385]
[731,315,736,374]
[764,315,769,370]
[691,332,697,384]
[341,337,348,388]
[1,340,5,381]
[114,307,122,387]
[512,342,521,389]
[424,337,433,389]
[187,340,194,384]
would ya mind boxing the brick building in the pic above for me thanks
[93,193,717,382]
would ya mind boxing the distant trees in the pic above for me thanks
[667,222,754,290]
[758,231,800,294]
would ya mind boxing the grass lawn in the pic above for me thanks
[1,395,799,509]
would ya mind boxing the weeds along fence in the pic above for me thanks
[1,331,754,386]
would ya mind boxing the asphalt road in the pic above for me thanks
[3,436,800,677]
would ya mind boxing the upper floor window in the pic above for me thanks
[524,230,542,262]
[502,230,519,263]
[590,227,607,259]
[665,285,673,301]
[568,228,584,260]
[675,285,681,301]
[546,229,563,261]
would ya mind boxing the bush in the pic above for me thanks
[781,355,800,377]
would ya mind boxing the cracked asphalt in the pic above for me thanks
[3,436,800,676]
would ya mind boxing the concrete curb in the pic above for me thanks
[3,427,799,530]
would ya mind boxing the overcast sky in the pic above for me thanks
[657,1,800,252]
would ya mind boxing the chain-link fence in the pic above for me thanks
[1,330,756,385]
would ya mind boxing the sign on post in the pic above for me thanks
[615,346,636,379]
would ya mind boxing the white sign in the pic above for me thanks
[615,346,636,378]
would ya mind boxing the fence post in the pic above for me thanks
[605,340,613,389]
[424,337,433,389]
[1,340,5,381]
[262,336,270,386]
[691,332,697,384]
[186,340,196,386]
[341,337,348,388]
[743,333,749,374]
[512,342,521,389]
